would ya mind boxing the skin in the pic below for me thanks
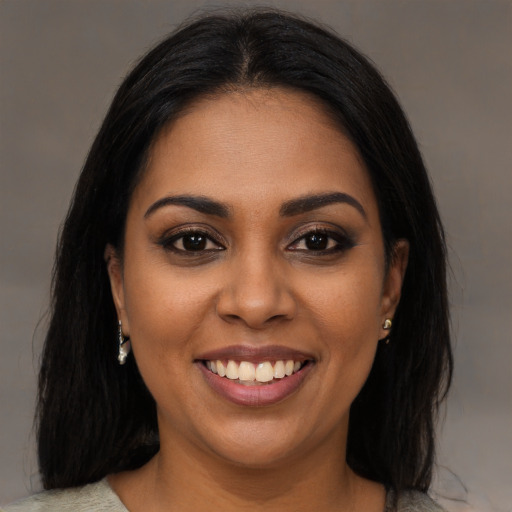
[106,88,408,511]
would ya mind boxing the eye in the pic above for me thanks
[164,230,224,253]
[288,229,352,253]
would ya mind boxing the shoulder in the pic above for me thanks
[395,490,446,512]
[1,479,127,512]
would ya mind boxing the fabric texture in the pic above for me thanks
[1,479,127,511]
[2,479,446,511]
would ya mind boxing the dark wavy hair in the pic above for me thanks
[37,8,452,496]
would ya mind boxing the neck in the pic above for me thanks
[157,440,353,511]
[110,422,384,512]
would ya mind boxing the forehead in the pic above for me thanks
[132,88,378,219]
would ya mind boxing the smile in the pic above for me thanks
[197,349,314,406]
[205,359,305,385]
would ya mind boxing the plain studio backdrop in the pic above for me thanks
[1,1,511,510]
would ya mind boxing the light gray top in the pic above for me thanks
[1,479,126,512]
[2,479,446,511]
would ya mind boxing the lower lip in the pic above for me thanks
[197,362,314,407]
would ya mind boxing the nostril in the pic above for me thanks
[219,311,293,329]
[267,313,292,323]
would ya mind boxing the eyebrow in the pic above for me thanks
[144,195,230,219]
[144,191,366,221]
[279,192,367,219]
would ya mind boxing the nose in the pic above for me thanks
[216,252,297,329]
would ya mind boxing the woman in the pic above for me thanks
[3,8,452,512]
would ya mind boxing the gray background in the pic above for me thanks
[1,0,511,510]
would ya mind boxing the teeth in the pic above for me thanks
[273,360,285,379]
[205,359,305,383]
[238,361,256,381]
[216,360,226,377]
[255,362,274,382]
[226,360,239,380]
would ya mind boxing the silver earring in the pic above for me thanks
[117,320,131,365]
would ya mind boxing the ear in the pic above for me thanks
[104,244,130,335]
[379,239,409,338]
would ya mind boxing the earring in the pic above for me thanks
[117,320,131,365]
[381,318,392,344]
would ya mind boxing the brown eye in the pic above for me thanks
[182,233,207,251]
[165,230,224,253]
[304,233,328,250]
[288,228,354,254]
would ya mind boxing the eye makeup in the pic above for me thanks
[155,224,226,257]
[153,219,357,267]
[288,230,352,254]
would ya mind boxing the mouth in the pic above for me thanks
[195,346,315,406]
[203,359,308,385]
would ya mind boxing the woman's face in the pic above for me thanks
[107,88,407,468]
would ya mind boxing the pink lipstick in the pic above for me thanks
[195,345,315,407]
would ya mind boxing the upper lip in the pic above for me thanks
[195,345,315,363]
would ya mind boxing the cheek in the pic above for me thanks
[306,264,383,338]
[121,262,219,424]
[301,262,384,387]
[122,257,217,363]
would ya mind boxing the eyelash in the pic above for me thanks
[287,228,354,254]
[159,227,225,254]
[158,227,354,256]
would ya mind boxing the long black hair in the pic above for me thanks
[37,8,452,495]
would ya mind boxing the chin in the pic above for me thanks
[214,443,301,470]
[202,420,315,470]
